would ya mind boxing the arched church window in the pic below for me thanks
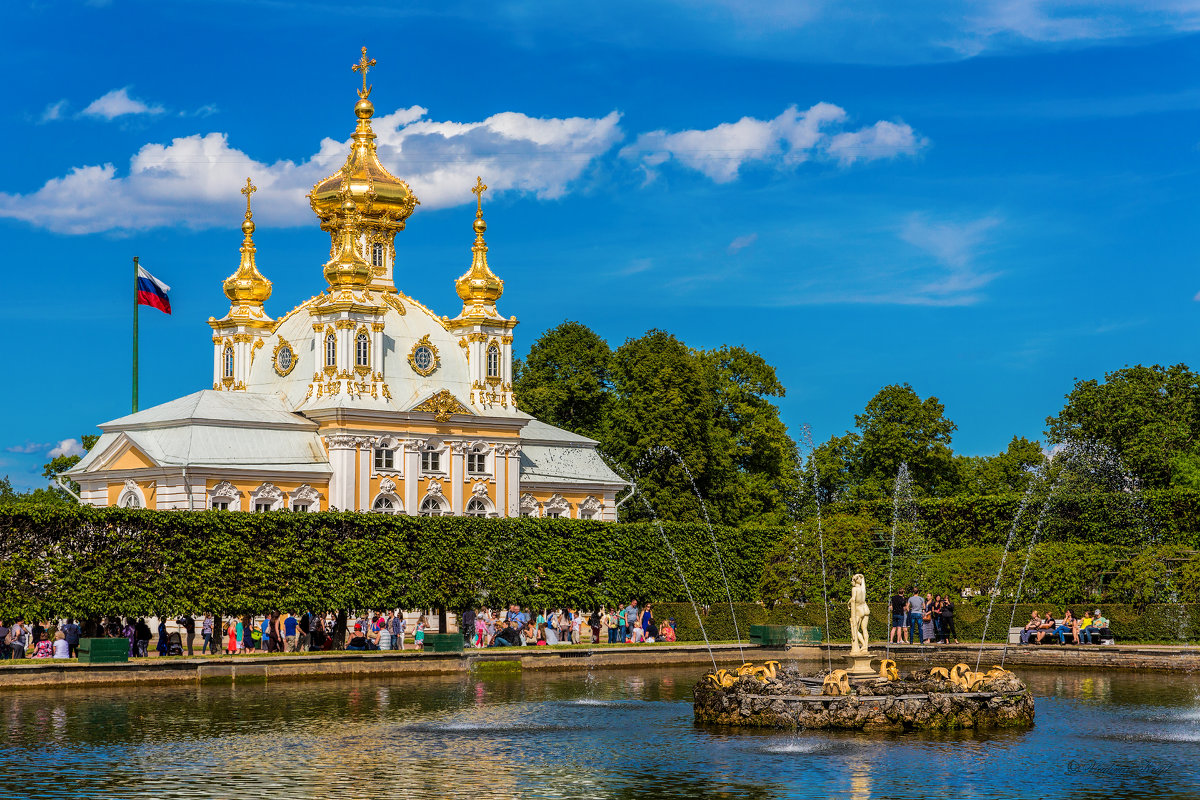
[326,333,336,368]
[487,345,500,378]
[372,495,396,514]
[121,493,141,509]
[223,346,234,379]
[465,497,488,517]
[371,242,384,268]
[356,332,369,367]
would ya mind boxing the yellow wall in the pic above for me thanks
[205,478,329,511]
[110,446,155,471]
[107,480,156,507]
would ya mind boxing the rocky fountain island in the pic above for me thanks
[693,575,1035,731]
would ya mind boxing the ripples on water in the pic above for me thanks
[1,664,1198,799]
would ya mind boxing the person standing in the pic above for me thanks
[906,589,924,645]
[641,604,653,637]
[157,619,170,657]
[61,617,82,658]
[298,611,311,652]
[889,591,907,644]
[283,612,298,652]
[589,609,602,645]
[626,600,639,642]
[461,607,476,648]
[177,614,195,656]
[557,609,571,645]
[390,611,405,651]
[227,618,238,655]
[940,595,957,643]
[8,620,28,659]
[201,613,214,655]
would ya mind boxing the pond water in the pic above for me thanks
[1,662,1197,799]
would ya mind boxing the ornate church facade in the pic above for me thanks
[67,49,624,520]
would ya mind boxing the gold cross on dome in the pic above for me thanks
[353,46,376,98]
[472,176,487,216]
[241,177,256,218]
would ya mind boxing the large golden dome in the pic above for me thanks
[309,48,418,231]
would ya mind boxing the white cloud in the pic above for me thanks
[48,439,86,458]
[827,121,927,165]
[727,233,758,254]
[0,106,624,234]
[39,100,68,123]
[81,87,165,120]
[5,442,51,454]
[897,214,1003,303]
[620,104,925,181]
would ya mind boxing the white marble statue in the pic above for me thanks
[849,573,870,655]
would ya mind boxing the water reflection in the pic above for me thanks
[0,665,1197,799]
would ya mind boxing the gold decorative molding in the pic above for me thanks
[413,389,472,423]
[408,334,440,377]
[273,337,298,377]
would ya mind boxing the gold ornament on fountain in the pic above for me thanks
[222,177,272,306]
[821,669,851,697]
[928,666,950,681]
[879,659,899,681]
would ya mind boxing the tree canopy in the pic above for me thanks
[515,323,799,526]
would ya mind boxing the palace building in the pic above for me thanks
[67,49,624,520]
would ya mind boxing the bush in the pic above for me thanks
[656,602,1200,644]
[0,506,778,620]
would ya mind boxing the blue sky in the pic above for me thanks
[1,0,1198,488]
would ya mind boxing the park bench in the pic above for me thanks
[1007,622,1114,646]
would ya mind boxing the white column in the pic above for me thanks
[212,341,221,386]
[404,440,420,515]
[507,445,521,516]
[358,442,371,511]
[494,444,506,517]
[326,435,357,511]
[450,442,465,515]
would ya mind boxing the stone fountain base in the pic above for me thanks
[693,666,1035,732]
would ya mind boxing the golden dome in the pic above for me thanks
[453,177,504,319]
[322,187,372,290]
[309,47,418,231]
[223,178,272,306]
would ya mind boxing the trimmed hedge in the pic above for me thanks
[657,602,1200,644]
[830,489,1200,548]
[0,506,777,619]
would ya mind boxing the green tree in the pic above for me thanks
[1046,363,1200,489]
[855,383,957,495]
[603,330,717,523]
[513,321,612,439]
[699,345,800,524]
[42,434,99,499]
[955,436,1047,495]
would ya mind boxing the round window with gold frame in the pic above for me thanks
[273,338,297,377]
[408,334,440,377]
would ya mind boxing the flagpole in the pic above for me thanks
[133,255,139,414]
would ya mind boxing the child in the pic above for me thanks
[414,616,426,650]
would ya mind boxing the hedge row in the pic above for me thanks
[829,488,1200,548]
[0,506,777,620]
[657,602,1200,644]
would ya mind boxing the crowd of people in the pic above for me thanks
[0,601,678,659]
[1019,608,1112,644]
[888,588,960,645]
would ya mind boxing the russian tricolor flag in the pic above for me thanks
[136,265,171,314]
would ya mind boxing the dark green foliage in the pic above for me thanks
[514,322,799,526]
[0,507,775,621]
[512,321,612,439]
[1046,363,1200,489]
[658,602,1200,644]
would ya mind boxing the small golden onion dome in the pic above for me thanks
[309,51,418,229]
[454,177,504,318]
[323,192,372,290]
[224,179,272,305]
